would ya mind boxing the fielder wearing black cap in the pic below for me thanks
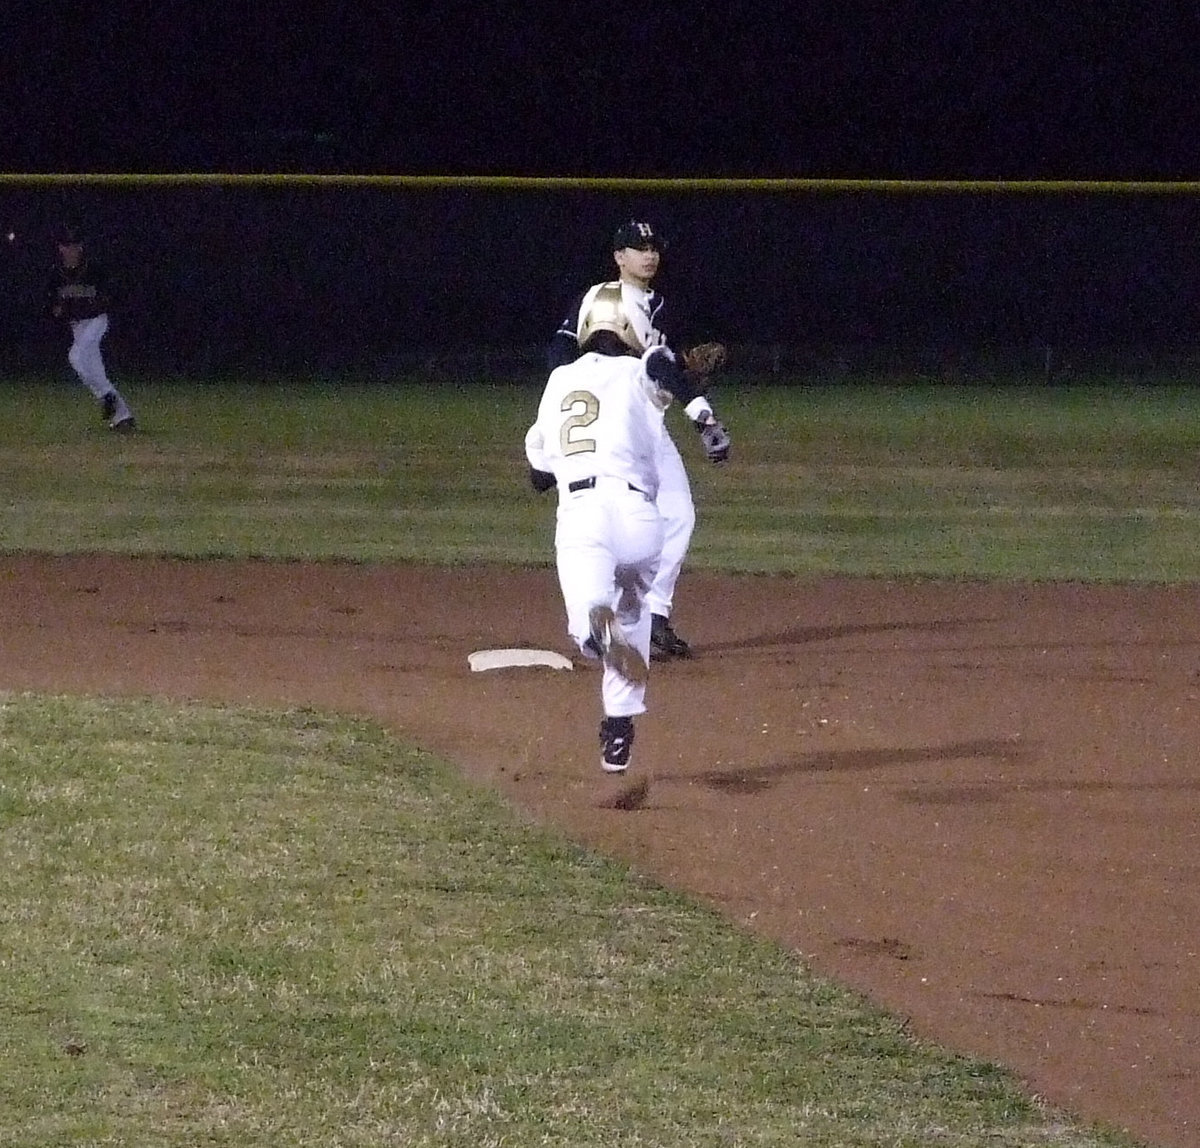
[544,217,731,665]
[612,220,666,252]
[47,222,138,432]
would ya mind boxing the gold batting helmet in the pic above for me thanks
[576,281,649,355]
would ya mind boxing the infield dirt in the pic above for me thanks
[3,554,1196,1147]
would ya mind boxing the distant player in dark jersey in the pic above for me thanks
[48,224,137,432]
[548,220,727,660]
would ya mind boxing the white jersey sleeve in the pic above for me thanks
[524,422,550,473]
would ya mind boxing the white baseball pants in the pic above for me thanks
[646,429,695,619]
[554,479,664,718]
[68,314,134,423]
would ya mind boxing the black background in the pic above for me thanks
[4,6,1199,375]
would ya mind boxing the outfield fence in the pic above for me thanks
[3,176,1198,379]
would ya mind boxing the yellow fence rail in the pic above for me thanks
[2,174,1199,193]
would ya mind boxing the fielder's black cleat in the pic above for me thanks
[650,613,691,660]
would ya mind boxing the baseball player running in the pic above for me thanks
[548,220,726,661]
[527,282,730,774]
[48,225,137,432]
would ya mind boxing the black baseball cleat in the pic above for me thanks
[110,416,137,433]
[588,604,649,684]
[650,613,692,660]
[599,715,635,773]
[100,393,118,422]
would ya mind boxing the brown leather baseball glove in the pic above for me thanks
[682,341,728,376]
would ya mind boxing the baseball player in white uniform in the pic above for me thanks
[528,282,730,774]
[548,221,721,661]
[48,225,137,432]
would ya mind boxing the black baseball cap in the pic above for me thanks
[55,222,84,244]
[612,220,665,251]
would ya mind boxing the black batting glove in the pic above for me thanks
[528,466,556,492]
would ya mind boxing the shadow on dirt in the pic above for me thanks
[697,618,994,654]
[677,738,1030,793]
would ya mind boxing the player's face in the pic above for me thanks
[58,242,83,269]
[614,244,661,288]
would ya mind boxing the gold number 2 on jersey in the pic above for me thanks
[559,389,600,456]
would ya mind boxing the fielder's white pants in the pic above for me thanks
[68,314,134,423]
[646,428,695,619]
[554,479,664,718]
[68,315,114,398]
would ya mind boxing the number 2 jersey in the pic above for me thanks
[525,348,672,502]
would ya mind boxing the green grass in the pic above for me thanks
[700,379,1200,580]
[0,373,1169,1144]
[3,376,548,564]
[4,373,1200,579]
[0,694,1138,1147]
